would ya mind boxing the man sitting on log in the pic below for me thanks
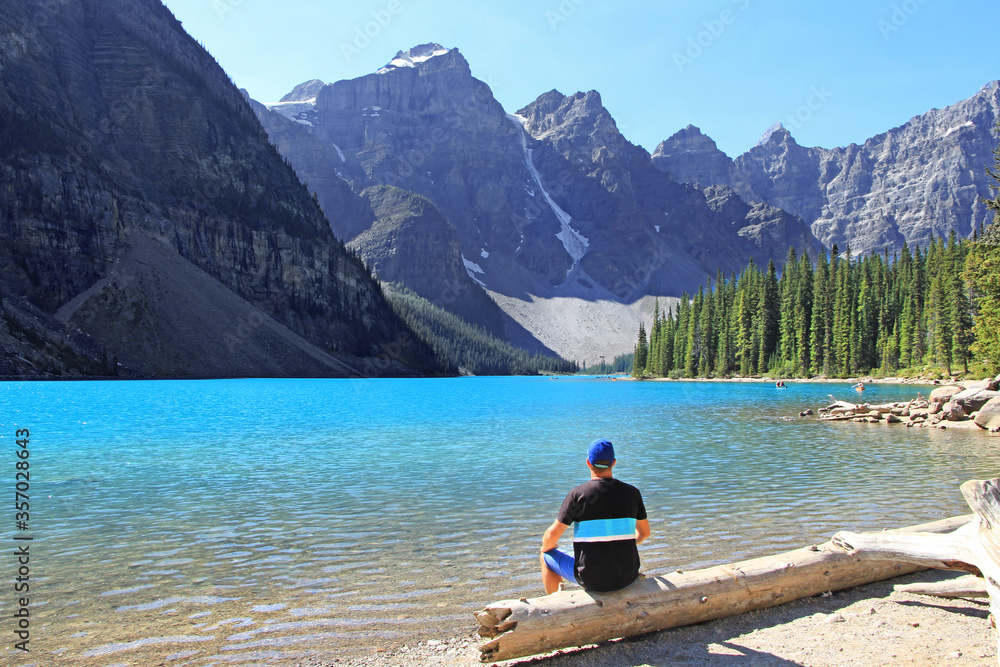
[540,438,651,594]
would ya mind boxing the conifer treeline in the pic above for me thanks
[386,285,578,376]
[632,234,984,379]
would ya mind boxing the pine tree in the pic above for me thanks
[698,284,716,376]
[832,252,854,376]
[648,299,662,376]
[928,275,952,374]
[758,260,780,374]
[949,270,974,374]
[795,251,814,376]
[735,264,757,375]
[856,261,878,371]
[778,247,799,370]
[965,121,1000,372]
[966,243,1000,373]
[715,273,736,375]
[662,306,676,375]
[685,288,703,376]
[632,322,648,377]
[810,251,831,375]
[674,294,691,373]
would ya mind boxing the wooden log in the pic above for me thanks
[833,478,1000,663]
[824,396,863,413]
[894,574,987,598]
[475,515,970,662]
[821,414,860,422]
[832,521,982,574]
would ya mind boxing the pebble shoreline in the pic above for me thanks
[316,570,995,666]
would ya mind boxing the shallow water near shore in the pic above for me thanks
[1,376,997,665]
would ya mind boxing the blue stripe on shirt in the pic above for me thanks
[573,517,637,543]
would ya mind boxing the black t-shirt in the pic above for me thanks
[556,477,647,592]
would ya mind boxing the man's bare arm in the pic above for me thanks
[542,520,569,552]
[635,518,650,545]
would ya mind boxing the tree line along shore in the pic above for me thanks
[630,233,1000,382]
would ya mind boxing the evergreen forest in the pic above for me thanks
[385,285,578,376]
[632,232,1000,380]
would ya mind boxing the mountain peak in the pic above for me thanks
[756,122,791,147]
[654,125,723,158]
[377,43,452,74]
[280,79,325,103]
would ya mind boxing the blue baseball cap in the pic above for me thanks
[587,438,615,468]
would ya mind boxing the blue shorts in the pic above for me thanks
[542,548,576,583]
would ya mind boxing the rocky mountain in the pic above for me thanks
[653,82,1000,256]
[0,0,441,377]
[255,44,819,361]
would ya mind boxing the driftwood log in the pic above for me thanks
[834,477,1000,660]
[475,514,971,662]
[894,574,987,598]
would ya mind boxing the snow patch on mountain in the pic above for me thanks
[507,114,589,276]
[378,44,451,74]
[943,121,975,137]
[266,99,319,127]
[462,255,486,286]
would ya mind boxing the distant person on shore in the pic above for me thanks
[540,438,650,594]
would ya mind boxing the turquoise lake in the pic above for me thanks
[2,376,998,665]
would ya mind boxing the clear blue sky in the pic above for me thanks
[162,0,998,158]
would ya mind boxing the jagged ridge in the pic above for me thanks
[0,0,441,377]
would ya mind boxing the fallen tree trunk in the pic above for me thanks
[475,514,971,662]
[821,413,864,422]
[894,574,987,598]
[834,477,1000,662]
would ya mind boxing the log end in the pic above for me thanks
[474,606,512,627]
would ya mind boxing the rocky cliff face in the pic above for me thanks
[653,82,1000,256]
[254,45,820,360]
[350,185,510,339]
[514,90,820,294]
[0,0,439,377]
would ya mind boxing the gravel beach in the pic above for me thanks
[324,569,995,667]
